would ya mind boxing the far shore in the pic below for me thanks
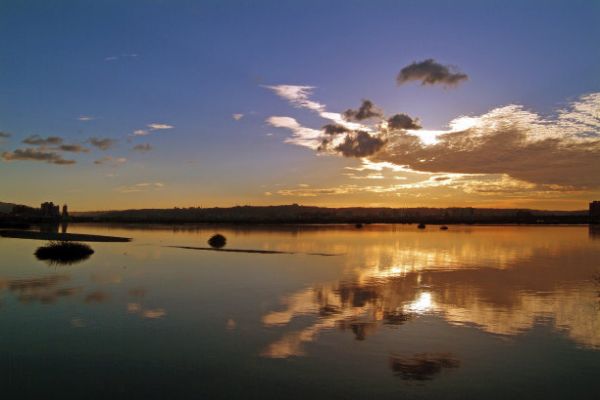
[0,230,131,242]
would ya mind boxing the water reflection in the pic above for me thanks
[0,273,166,320]
[590,224,600,240]
[262,227,600,358]
[389,353,460,380]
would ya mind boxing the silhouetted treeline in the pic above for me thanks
[67,204,590,224]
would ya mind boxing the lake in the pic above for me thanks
[1,224,599,399]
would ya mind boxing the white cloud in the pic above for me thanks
[78,115,95,121]
[132,129,148,136]
[147,123,173,130]
[232,113,244,121]
[264,85,325,112]
[266,116,322,149]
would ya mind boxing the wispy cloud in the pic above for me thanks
[2,148,75,165]
[397,59,468,87]
[266,116,322,149]
[132,143,153,152]
[116,182,164,193]
[77,115,95,121]
[232,113,244,121]
[147,123,173,130]
[104,53,138,62]
[131,123,174,136]
[89,137,117,150]
[22,135,63,146]
[94,156,127,166]
[264,85,325,112]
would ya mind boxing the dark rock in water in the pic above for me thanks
[440,225,449,230]
[35,241,94,265]
[208,234,227,249]
[417,223,426,229]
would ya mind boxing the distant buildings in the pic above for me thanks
[37,202,69,220]
[40,202,60,218]
[590,201,600,224]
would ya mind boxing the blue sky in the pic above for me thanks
[1,0,599,210]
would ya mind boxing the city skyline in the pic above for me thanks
[1,1,599,211]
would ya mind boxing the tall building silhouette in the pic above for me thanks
[590,201,600,224]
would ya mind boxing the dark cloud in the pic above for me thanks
[94,156,127,166]
[132,143,153,152]
[89,137,117,150]
[2,148,76,165]
[387,113,422,130]
[0,131,11,138]
[58,144,89,153]
[22,135,64,146]
[397,59,468,87]
[343,100,383,121]
[334,131,387,158]
[322,124,351,135]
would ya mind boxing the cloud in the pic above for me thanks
[78,115,94,121]
[0,131,11,138]
[322,124,351,135]
[268,79,600,190]
[373,94,600,188]
[397,59,468,87]
[2,148,75,165]
[266,116,322,149]
[334,131,387,158]
[264,85,325,112]
[58,144,89,153]
[387,113,422,130]
[22,135,63,146]
[116,182,164,193]
[343,100,383,121]
[105,54,138,62]
[88,137,117,150]
[131,123,173,136]
[132,143,153,152]
[94,156,127,166]
[147,123,173,130]
[232,113,244,121]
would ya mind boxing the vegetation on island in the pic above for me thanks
[34,241,94,265]
[208,234,227,249]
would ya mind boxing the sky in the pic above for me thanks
[1,0,599,211]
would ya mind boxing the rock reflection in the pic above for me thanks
[262,228,600,358]
[389,352,460,380]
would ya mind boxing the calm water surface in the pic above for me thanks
[1,224,599,399]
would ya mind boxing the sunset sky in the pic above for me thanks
[1,0,599,211]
